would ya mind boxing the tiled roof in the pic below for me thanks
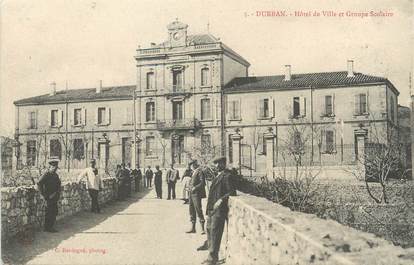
[225,71,397,93]
[14,85,135,105]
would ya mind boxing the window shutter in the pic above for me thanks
[258,133,264,154]
[70,108,74,126]
[237,98,241,119]
[26,112,31,129]
[321,129,326,153]
[58,109,64,127]
[48,110,52,127]
[332,94,335,115]
[333,129,337,152]
[302,97,307,116]
[35,110,38,129]
[228,100,235,119]
[95,108,99,124]
[258,99,264,118]
[366,91,369,113]
[269,97,275,118]
[354,94,360,115]
[82,108,87,126]
[106,107,111,125]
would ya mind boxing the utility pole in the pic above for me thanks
[132,90,138,169]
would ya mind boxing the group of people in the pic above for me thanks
[37,155,237,265]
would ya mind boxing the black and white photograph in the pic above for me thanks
[1,0,413,264]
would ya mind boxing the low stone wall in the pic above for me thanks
[1,177,119,242]
[226,193,414,265]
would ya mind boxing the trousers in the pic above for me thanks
[155,181,162,198]
[206,213,226,261]
[88,189,100,213]
[167,182,176,199]
[44,198,58,230]
[189,194,205,224]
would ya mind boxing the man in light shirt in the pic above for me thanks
[78,159,102,213]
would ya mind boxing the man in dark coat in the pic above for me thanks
[37,158,62,233]
[145,165,153,188]
[202,156,236,265]
[131,166,142,192]
[166,164,179,200]
[154,165,163,199]
[186,160,206,234]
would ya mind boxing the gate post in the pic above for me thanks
[231,132,243,174]
[263,128,276,177]
[355,128,367,180]
[98,133,110,172]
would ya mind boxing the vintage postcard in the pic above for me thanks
[1,0,413,264]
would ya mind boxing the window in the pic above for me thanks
[51,109,59,127]
[201,98,211,120]
[28,111,37,129]
[146,72,154,90]
[50,139,62,159]
[201,68,209,86]
[73,139,84,160]
[201,134,211,149]
[390,97,395,122]
[293,97,306,118]
[325,95,333,116]
[354,93,368,115]
[97,107,106,125]
[321,130,335,153]
[293,131,303,153]
[26,140,36,166]
[172,101,183,120]
[146,136,155,156]
[262,134,267,155]
[229,100,241,120]
[228,135,233,164]
[74,108,82,126]
[259,99,270,118]
[146,102,156,122]
[173,70,183,91]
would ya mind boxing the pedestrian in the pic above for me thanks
[37,158,62,233]
[201,156,236,265]
[154,165,163,199]
[120,163,131,198]
[186,160,206,234]
[78,158,102,213]
[166,164,180,200]
[131,166,142,192]
[181,164,193,204]
[145,165,153,188]
[126,163,132,197]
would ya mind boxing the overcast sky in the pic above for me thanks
[1,0,413,136]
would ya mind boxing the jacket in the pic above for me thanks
[38,171,62,201]
[189,167,206,198]
[78,167,102,190]
[166,168,179,183]
[206,168,236,217]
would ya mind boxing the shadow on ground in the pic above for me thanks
[2,188,151,265]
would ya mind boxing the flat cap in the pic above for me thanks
[89,158,96,162]
[212,156,226,164]
[48,157,60,166]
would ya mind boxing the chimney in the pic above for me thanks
[49,82,56,96]
[284,65,291,81]
[150,42,156,47]
[347,60,355,77]
[97,80,102,93]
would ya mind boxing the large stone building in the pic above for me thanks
[13,20,403,176]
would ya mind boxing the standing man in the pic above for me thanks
[154,165,163,199]
[202,156,236,265]
[37,158,62,233]
[131,166,142,192]
[145,165,153,188]
[120,163,131,198]
[78,159,102,213]
[186,160,206,234]
[166,164,179,200]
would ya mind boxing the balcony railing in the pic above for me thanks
[156,118,201,131]
[164,84,193,98]
[137,43,222,56]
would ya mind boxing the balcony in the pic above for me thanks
[164,84,193,99]
[156,118,201,131]
[136,43,222,57]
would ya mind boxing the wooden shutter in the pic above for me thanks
[269,97,275,118]
[258,99,264,118]
[58,109,64,127]
[70,108,74,126]
[354,94,360,115]
[332,93,335,115]
[95,108,99,124]
[48,110,52,127]
[366,91,369,113]
[228,100,235,119]
[82,108,87,126]
[300,97,306,116]
[35,110,38,129]
[26,112,31,129]
[106,107,111,125]
[320,129,326,153]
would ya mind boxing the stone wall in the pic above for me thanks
[1,177,120,242]
[225,193,414,265]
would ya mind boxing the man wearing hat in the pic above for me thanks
[78,158,102,213]
[202,156,236,265]
[186,159,206,234]
[37,158,62,232]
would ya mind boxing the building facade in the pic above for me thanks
[13,20,402,176]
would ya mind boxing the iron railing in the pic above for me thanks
[156,118,201,131]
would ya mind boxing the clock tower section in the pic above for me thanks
[167,19,188,47]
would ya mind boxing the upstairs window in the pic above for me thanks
[172,70,183,91]
[201,98,211,120]
[97,107,106,125]
[172,101,183,120]
[146,102,156,122]
[146,72,154,90]
[28,111,37,129]
[50,109,59,127]
[228,99,241,120]
[293,97,306,118]
[201,68,209,86]
[325,95,334,116]
[354,93,368,115]
[258,99,270,119]
[74,108,82,126]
